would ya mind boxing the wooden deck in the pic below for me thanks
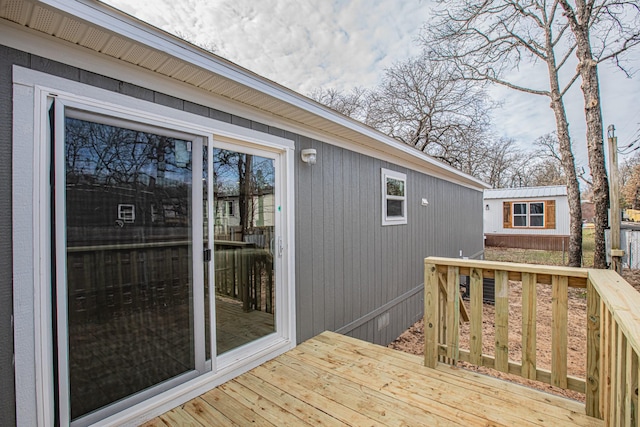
[142,331,602,426]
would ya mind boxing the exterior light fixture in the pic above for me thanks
[485,204,490,211]
[301,148,317,165]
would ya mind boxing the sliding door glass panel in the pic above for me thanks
[64,116,195,421]
[212,148,276,355]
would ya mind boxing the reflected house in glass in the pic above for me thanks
[3,1,489,426]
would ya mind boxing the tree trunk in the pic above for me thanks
[560,0,610,268]
[238,154,253,241]
[545,21,583,266]
[548,93,583,267]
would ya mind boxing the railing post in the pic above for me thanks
[424,262,439,368]
[586,278,601,418]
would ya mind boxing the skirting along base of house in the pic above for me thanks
[485,234,570,251]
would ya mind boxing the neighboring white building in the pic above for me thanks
[484,185,570,250]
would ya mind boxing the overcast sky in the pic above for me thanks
[103,0,640,171]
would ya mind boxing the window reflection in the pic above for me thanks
[212,149,276,354]
[64,116,195,420]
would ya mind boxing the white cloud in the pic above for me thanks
[103,0,430,95]
[103,0,639,169]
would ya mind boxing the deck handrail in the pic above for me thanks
[423,256,640,424]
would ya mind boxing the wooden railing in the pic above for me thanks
[423,257,640,423]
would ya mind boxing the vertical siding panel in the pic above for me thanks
[354,154,364,324]
[366,159,377,321]
[311,141,325,336]
[374,160,384,328]
[333,147,345,330]
[296,137,314,342]
[344,150,357,325]
[322,145,335,330]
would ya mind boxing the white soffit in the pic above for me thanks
[0,0,489,190]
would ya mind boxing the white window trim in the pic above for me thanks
[12,66,296,427]
[512,201,545,229]
[513,202,528,227]
[381,168,407,226]
[117,204,136,223]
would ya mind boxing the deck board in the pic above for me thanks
[145,331,604,426]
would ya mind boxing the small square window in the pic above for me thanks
[382,168,407,226]
[118,204,135,223]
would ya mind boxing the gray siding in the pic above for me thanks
[2,45,483,425]
[294,141,484,345]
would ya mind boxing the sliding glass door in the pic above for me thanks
[52,101,288,426]
[211,146,277,356]
[55,105,206,426]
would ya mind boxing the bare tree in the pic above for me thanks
[309,87,371,121]
[367,56,493,157]
[557,0,640,267]
[312,55,513,187]
[424,0,584,266]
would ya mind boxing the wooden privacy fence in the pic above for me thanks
[424,256,640,424]
[67,240,274,323]
[213,241,274,313]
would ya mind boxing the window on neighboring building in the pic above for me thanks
[118,204,135,223]
[529,202,544,227]
[513,203,527,227]
[512,202,544,228]
[225,200,234,216]
[382,168,407,226]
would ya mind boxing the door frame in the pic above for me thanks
[12,67,296,427]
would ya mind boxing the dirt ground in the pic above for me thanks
[388,268,640,402]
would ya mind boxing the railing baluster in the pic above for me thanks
[635,351,639,427]
[469,267,483,366]
[610,319,618,427]
[446,266,460,363]
[586,279,601,418]
[494,270,509,373]
[617,326,626,425]
[626,338,633,427]
[601,301,609,419]
[521,272,537,380]
[424,262,439,369]
[552,275,568,388]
